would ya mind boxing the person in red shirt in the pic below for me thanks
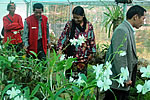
[3,2,23,52]
[22,3,51,60]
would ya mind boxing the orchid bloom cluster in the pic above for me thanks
[6,87,27,100]
[70,34,86,46]
[92,61,112,91]
[93,61,130,91]
[136,65,150,94]
[69,73,86,87]
[115,67,129,87]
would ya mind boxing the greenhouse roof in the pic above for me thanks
[24,0,150,6]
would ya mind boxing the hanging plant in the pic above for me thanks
[102,4,124,38]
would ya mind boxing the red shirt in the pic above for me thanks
[26,14,48,54]
[3,14,23,44]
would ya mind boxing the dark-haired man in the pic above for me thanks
[104,5,146,100]
[22,3,51,60]
[3,2,23,52]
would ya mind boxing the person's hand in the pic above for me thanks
[23,46,28,51]
[48,43,51,49]
[125,80,132,87]
[57,49,62,55]
[88,54,93,61]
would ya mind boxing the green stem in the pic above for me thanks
[62,42,71,52]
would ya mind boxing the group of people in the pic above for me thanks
[3,2,51,60]
[2,1,147,100]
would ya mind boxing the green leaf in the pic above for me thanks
[23,87,30,99]
[30,84,40,97]
[65,58,76,70]
[80,73,87,82]
[72,86,81,95]
[32,97,39,100]
[1,84,14,100]
[29,51,38,58]
[54,87,69,99]
[56,73,61,87]
[72,93,79,100]
[12,64,21,68]
[38,82,54,99]
[56,60,66,71]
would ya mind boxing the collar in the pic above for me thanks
[39,16,42,21]
[124,20,135,34]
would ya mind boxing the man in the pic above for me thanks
[3,2,23,52]
[104,5,146,100]
[22,3,51,60]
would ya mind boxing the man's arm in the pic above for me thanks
[22,20,29,51]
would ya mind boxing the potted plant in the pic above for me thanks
[102,4,124,38]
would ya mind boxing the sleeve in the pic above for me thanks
[111,29,129,80]
[57,21,70,50]
[22,20,29,47]
[88,24,96,54]
[46,22,51,43]
[3,15,23,31]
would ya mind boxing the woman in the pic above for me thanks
[3,2,23,52]
[57,6,96,79]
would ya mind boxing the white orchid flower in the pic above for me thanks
[70,38,78,46]
[68,56,73,59]
[60,54,65,61]
[140,65,150,78]
[121,67,129,80]
[69,76,74,83]
[8,56,16,62]
[116,67,129,87]
[93,64,103,79]
[116,77,125,87]
[6,87,21,99]
[77,35,86,46]
[97,77,112,91]
[75,73,86,86]
[119,51,126,56]
[137,80,150,94]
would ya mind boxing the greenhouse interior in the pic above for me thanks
[0,0,150,100]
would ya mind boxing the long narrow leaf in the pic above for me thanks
[38,82,54,99]
[54,87,69,99]
[30,84,40,97]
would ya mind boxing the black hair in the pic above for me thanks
[66,6,88,57]
[33,3,44,11]
[126,5,146,19]
[7,2,16,11]
[70,6,87,39]
[72,6,85,16]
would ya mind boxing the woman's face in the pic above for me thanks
[73,14,84,24]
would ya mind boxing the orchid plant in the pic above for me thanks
[136,65,150,94]
[1,34,147,100]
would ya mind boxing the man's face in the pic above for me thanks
[34,8,43,19]
[134,12,146,29]
[73,14,84,24]
[8,5,16,14]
